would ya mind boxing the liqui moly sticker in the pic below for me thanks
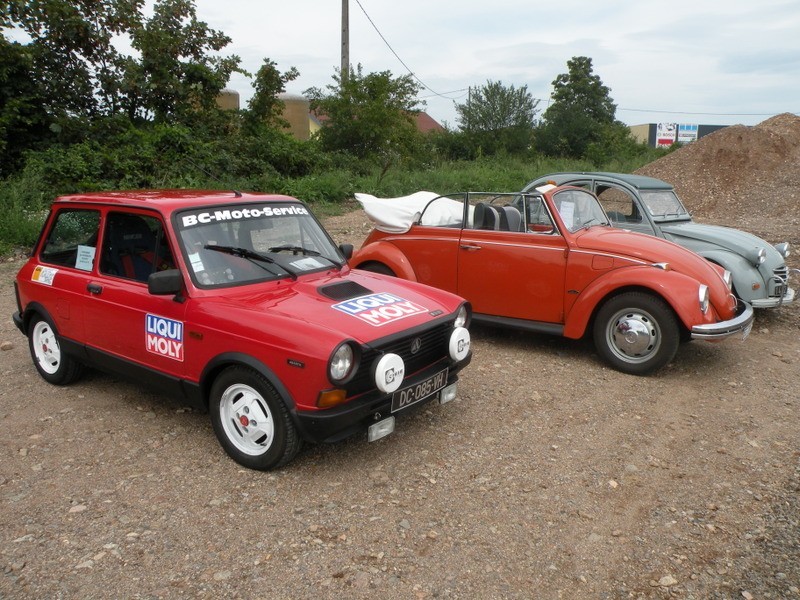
[332,293,427,327]
[145,314,184,361]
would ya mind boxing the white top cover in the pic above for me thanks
[355,191,464,233]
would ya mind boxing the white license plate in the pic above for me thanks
[391,368,448,413]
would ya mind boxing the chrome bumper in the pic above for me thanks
[751,286,795,308]
[691,299,754,341]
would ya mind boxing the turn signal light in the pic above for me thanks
[317,389,347,409]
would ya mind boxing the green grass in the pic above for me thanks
[0,155,657,255]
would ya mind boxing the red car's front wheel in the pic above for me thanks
[593,292,680,376]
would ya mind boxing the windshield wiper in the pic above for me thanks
[204,245,298,280]
[269,245,343,269]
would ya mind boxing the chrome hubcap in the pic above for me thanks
[607,309,661,364]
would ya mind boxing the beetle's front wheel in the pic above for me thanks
[210,367,301,470]
[593,292,680,375]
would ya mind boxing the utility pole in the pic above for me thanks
[341,0,349,83]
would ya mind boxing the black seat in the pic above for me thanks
[498,206,522,231]
[103,214,158,281]
[473,203,500,230]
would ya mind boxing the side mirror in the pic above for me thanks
[148,269,183,296]
[339,243,354,260]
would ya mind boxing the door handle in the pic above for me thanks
[459,244,481,251]
[87,283,103,295]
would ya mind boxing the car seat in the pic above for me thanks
[498,206,522,231]
[103,214,158,281]
[473,203,500,230]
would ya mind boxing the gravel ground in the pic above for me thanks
[2,116,800,598]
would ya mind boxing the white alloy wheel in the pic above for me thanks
[218,383,276,456]
[32,319,62,375]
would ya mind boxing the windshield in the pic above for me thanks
[176,202,343,288]
[551,189,609,233]
[640,190,690,219]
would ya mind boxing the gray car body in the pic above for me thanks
[523,172,794,308]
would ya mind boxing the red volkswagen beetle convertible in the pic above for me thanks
[351,185,754,375]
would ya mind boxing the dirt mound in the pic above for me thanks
[635,112,800,245]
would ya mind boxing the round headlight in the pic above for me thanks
[329,342,356,384]
[722,269,732,291]
[775,242,790,258]
[756,247,767,265]
[698,284,709,314]
[454,304,470,328]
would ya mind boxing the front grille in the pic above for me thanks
[344,320,453,397]
[771,265,789,298]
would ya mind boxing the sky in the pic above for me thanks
[190,0,800,129]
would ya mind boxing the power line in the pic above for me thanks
[352,0,464,100]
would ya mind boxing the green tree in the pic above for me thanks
[536,56,632,160]
[305,65,423,162]
[5,0,141,118]
[456,80,539,155]
[4,0,243,123]
[122,0,242,122]
[245,59,299,130]
[0,36,53,175]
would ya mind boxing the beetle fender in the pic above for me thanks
[352,241,418,281]
[563,265,709,339]
[700,250,760,302]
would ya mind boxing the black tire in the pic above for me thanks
[592,292,680,376]
[209,366,301,470]
[27,314,83,385]
[358,261,396,276]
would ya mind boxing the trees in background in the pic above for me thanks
[536,56,638,161]
[305,65,423,167]
[455,80,539,156]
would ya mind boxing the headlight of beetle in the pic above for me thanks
[775,242,790,258]
[454,304,470,329]
[698,284,709,314]
[722,269,732,291]
[329,342,358,384]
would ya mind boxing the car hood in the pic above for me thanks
[203,269,462,345]
[575,226,728,290]
[660,221,780,259]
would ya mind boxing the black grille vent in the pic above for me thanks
[345,320,453,397]
[317,281,372,301]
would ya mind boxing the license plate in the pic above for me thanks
[391,368,448,413]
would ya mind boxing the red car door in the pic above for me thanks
[83,210,188,376]
[456,197,568,324]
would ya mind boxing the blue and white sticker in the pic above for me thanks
[332,293,427,327]
[145,314,184,361]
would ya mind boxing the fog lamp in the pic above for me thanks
[439,383,458,405]
[368,417,395,442]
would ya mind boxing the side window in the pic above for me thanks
[418,196,466,228]
[524,196,557,234]
[40,209,101,270]
[466,194,524,232]
[100,212,175,282]
[596,185,641,224]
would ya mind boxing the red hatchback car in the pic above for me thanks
[13,190,472,470]
[351,185,754,375]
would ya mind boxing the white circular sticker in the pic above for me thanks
[374,353,405,393]
[449,327,471,361]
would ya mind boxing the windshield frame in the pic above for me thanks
[639,189,692,222]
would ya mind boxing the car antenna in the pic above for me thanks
[233,190,242,197]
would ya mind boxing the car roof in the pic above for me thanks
[53,190,301,216]
[539,172,674,191]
